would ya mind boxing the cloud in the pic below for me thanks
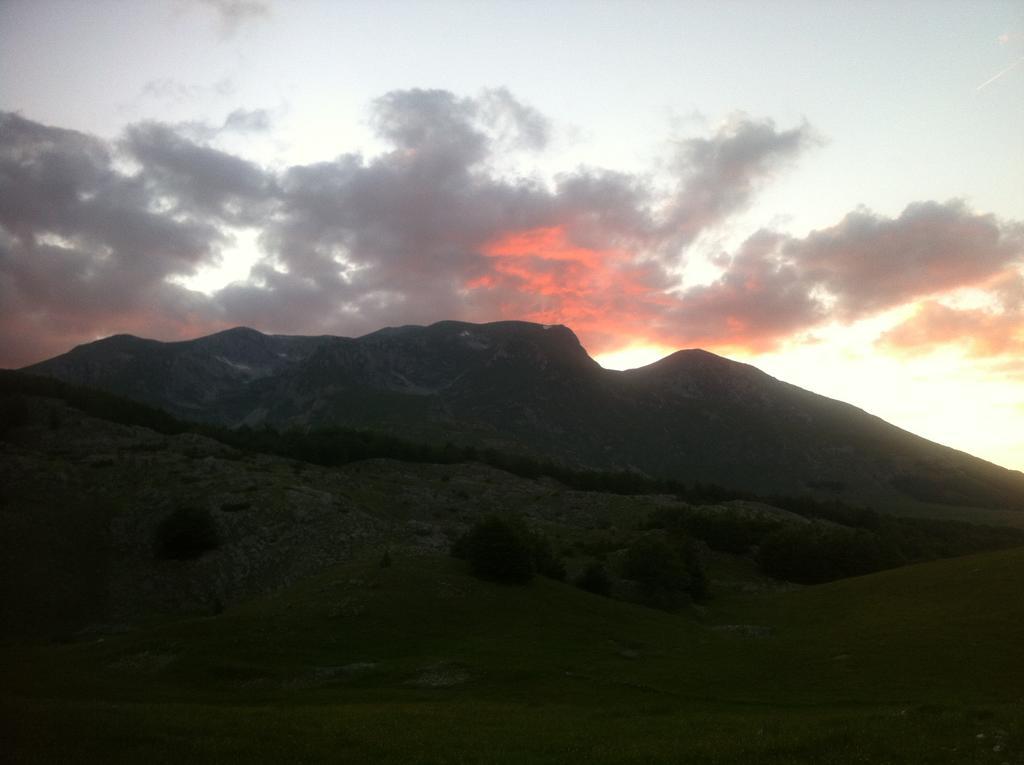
[123,120,276,224]
[477,88,551,152]
[659,116,818,252]
[244,91,814,345]
[138,77,235,105]
[192,0,270,37]
[879,300,1023,358]
[222,108,272,133]
[660,230,826,351]
[877,271,1024,359]
[237,89,559,336]
[654,201,1023,352]
[788,201,1024,319]
[4,89,1021,370]
[0,113,223,269]
[0,111,227,364]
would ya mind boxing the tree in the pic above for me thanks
[0,394,29,437]
[452,515,567,585]
[648,506,780,554]
[529,530,567,581]
[154,507,221,560]
[455,515,536,584]
[622,535,707,608]
[756,524,885,584]
[575,561,612,597]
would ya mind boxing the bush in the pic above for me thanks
[649,506,780,554]
[155,507,221,560]
[452,515,566,585]
[0,394,30,437]
[575,562,611,597]
[622,535,707,608]
[529,531,567,581]
[455,516,536,584]
[756,523,887,584]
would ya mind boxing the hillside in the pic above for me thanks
[6,545,1024,763]
[0,389,767,638]
[4,379,1024,763]
[4,386,1022,640]
[23,320,1024,513]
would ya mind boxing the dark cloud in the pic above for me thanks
[123,121,275,224]
[554,169,658,250]
[371,89,486,162]
[240,89,560,335]
[653,201,1024,352]
[660,117,818,252]
[789,201,1024,320]
[11,89,1018,369]
[0,111,226,365]
[0,112,221,270]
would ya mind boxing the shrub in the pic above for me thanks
[622,535,707,608]
[452,515,566,585]
[155,507,221,560]
[529,531,567,581]
[575,562,611,597]
[455,515,536,584]
[649,506,780,554]
[0,394,29,437]
[756,524,886,584]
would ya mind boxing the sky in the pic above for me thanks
[1,0,1023,470]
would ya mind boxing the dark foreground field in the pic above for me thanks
[4,547,1024,764]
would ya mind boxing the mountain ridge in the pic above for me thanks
[22,320,1024,512]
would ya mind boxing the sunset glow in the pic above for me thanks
[1,0,1022,469]
[477,225,676,352]
[594,345,676,372]
[7,6,1024,761]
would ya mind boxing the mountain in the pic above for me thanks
[21,326,331,418]
[4,367,1024,762]
[23,320,1024,511]
[9,375,1021,637]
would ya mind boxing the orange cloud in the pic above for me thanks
[472,224,828,358]
[879,300,1024,358]
[475,225,680,354]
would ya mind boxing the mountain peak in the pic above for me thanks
[632,347,766,378]
[209,326,266,339]
[21,319,1024,512]
[359,320,595,368]
[426,319,581,342]
[63,333,157,356]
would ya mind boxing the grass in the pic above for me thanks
[4,546,1024,762]
[5,696,1022,764]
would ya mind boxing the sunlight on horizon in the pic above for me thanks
[594,344,674,371]
[746,340,1024,473]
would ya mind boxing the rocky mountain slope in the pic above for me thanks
[2,393,800,638]
[23,320,1024,511]
[8,391,1022,641]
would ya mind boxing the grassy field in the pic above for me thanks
[4,546,1024,763]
